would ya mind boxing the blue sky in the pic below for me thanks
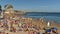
[0,0,60,12]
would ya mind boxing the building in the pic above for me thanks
[4,4,14,18]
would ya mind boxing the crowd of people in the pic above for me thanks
[0,16,41,34]
[0,16,58,34]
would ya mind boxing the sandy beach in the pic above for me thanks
[0,4,60,34]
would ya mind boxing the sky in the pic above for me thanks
[0,0,60,12]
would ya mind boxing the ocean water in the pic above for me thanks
[23,12,60,23]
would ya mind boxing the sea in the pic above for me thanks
[23,12,60,24]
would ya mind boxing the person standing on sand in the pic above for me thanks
[47,22,50,27]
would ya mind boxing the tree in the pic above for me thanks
[0,5,1,9]
[0,5,2,11]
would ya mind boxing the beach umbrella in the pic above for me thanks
[51,27,57,30]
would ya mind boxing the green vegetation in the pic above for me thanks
[0,5,2,10]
